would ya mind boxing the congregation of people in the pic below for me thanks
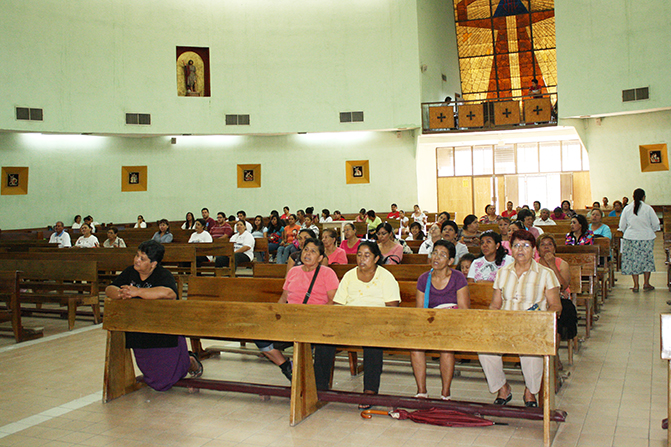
[44,190,660,409]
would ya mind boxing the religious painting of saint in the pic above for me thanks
[176,47,211,97]
[243,170,254,182]
[352,166,363,178]
[7,173,19,187]
[650,150,662,164]
[129,172,140,184]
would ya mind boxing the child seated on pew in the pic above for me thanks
[456,253,475,277]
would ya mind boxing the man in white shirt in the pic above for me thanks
[48,221,71,248]
[534,208,556,226]
[237,210,253,232]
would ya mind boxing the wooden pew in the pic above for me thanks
[555,252,597,338]
[345,253,429,264]
[403,239,422,253]
[253,263,430,282]
[0,271,45,342]
[103,299,564,446]
[0,260,100,330]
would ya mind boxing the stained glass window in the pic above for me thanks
[453,0,556,102]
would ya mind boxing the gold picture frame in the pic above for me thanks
[122,166,148,192]
[639,144,668,172]
[237,164,261,188]
[346,160,370,184]
[1,167,29,195]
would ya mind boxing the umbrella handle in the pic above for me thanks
[361,410,389,419]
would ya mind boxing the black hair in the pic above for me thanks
[237,210,247,218]
[375,222,393,236]
[511,220,525,231]
[297,209,305,216]
[572,214,589,238]
[195,218,207,228]
[344,222,356,232]
[302,237,325,257]
[322,209,330,217]
[252,215,264,232]
[553,206,563,214]
[441,219,459,234]
[74,215,81,223]
[478,230,507,266]
[409,222,425,240]
[366,210,376,218]
[108,226,119,235]
[517,208,534,223]
[289,213,297,221]
[359,208,366,215]
[357,241,384,266]
[456,253,476,271]
[305,207,314,215]
[201,208,209,212]
[438,211,451,221]
[433,239,456,260]
[271,210,280,218]
[138,240,165,264]
[267,215,282,233]
[158,219,171,233]
[299,228,316,239]
[322,228,338,241]
[217,212,226,218]
[633,188,645,215]
[462,214,477,230]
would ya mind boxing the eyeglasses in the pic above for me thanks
[431,251,450,259]
[512,243,533,250]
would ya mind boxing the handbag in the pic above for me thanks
[303,264,321,304]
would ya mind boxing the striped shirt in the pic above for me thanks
[492,260,559,311]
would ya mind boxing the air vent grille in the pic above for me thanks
[622,87,649,102]
[126,113,151,125]
[225,114,250,125]
[16,107,43,121]
[340,111,364,123]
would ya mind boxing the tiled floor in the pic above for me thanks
[0,241,669,446]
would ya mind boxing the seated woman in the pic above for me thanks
[405,222,425,241]
[517,209,544,239]
[608,200,623,217]
[276,214,301,264]
[566,214,594,246]
[288,229,328,272]
[498,217,510,242]
[72,214,82,230]
[188,219,213,266]
[551,207,567,221]
[537,235,570,298]
[266,215,284,261]
[440,220,468,263]
[589,208,612,239]
[103,226,127,248]
[250,215,267,261]
[560,200,576,218]
[375,222,403,264]
[411,240,470,400]
[257,238,340,382]
[479,204,500,224]
[460,215,481,246]
[320,209,333,223]
[105,240,203,391]
[502,220,523,254]
[355,208,367,223]
[134,215,147,229]
[280,206,290,221]
[152,219,173,244]
[365,210,382,237]
[322,229,347,264]
[216,221,255,268]
[418,224,441,255]
[75,223,99,248]
[478,230,561,407]
[332,210,345,221]
[313,241,401,408]
[467,231,513,282]
[339,223,361,255]
[181,212,196,230]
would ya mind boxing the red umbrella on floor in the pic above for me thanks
[361,408,500,427]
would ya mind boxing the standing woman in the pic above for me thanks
[181,212,196,230]
[322,229,347,264]
[375,222,403,264]
[411,240,470,400]
[314,241,401,408]
[152,219,173,244]
[339,223,361,255]
[565,214,594,246]
[75,223,99,248]
[619,188,660,292]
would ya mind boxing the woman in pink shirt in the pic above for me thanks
[322,229,347,264]
[339,223,361,255]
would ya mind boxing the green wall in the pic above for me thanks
[1,0,422,135]
[569,111,671,204]
[416,0,462,103]
[0,130,418,230]
[556,0,671,117]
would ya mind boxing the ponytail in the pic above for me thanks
[633,188,645,215]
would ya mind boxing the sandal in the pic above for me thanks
[493,393,512,405]
[358,403,372,410]
[440,395,451,401]
[643,285,655,291]
[414,393,429,399]
[188,352,203,378]
[631,287,639,293]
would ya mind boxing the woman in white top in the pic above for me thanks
[188,219,213,266]
[215,221,255,268]
[411,204,428,232]
[72,215,82,230]
[467,230,513,282]
[75,223,99,248]
[134,215,147,229]
[319,209,333,223]
[418,224,441,255]
[618,188,660,292]
[181,212,196,230]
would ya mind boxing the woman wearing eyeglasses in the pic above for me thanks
[478,230,561,408]
[411,240,470,400]
[375,222,403,265]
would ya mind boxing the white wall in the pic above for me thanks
[1,0,422,135]
[0,130,418,230]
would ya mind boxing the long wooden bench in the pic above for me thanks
[0,260,100,330]
[0,271,44,342]
[556,252,597,338]
[345,253,429,264]
[103,298,565,446]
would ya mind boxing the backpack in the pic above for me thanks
[557,298,578,341]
